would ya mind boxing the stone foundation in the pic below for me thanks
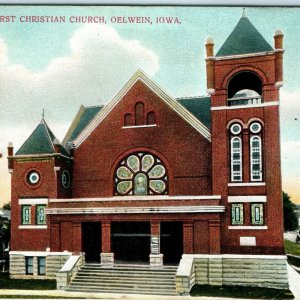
[184,254,289,290]
[9,251,71,279]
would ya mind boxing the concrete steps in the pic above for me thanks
[67,263,178,295]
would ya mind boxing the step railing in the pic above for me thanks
[175,257,195,295]
[56,255,85,290]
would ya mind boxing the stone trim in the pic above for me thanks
[228,196,266,203]
[122,124,157,129]
[46,205,225,215]
[50,195,222,203]
[211,101,279,111]
[228,182,266,187]
[19,198,48,205]
[19,225,48,230]
[228,226,268,230]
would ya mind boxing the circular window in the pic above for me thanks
[250,122,262,134]
[61,170,71,189]
[27,171,40,185]
[115,152,168,195]
[230,123,242,135]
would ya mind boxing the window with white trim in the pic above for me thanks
[21,205,31,225]
[25,257,33,275]
[251,203,264,225]
[231,204,244,225]
[38,257,46,275]
[249,122,263,181]
[230,123,243,182]
[36,205,46,225]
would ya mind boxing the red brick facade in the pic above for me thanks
[8,19,285,268]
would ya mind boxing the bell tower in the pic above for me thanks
[206,12,285,254]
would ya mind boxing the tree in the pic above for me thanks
[2,203,10,210]
[283,192,298,232]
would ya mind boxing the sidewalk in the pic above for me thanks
[288,264,300,300]
[0,289,255,300]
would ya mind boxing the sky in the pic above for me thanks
[0,6,299,205]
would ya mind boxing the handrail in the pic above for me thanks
[56,255,84,290]
[175,257,195,295]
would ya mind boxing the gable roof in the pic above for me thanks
[177,96,211,129]
[71,70,211,148]
[63,105,103,147]
[216,15,273,57]
[16,118,69,156]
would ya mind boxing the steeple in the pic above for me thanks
[216,13,273,57]
[16,118,68,156]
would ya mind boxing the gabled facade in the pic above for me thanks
[8,15,288,292]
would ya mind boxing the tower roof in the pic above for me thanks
[216,14,273,57]
[16,118,69,156]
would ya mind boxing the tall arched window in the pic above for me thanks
[115,152,168,195]
[230,123,243,182]
[135,102,144,126]
[250,136,262,181]
[249,122,263,181]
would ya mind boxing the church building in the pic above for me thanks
[8,14,289,294]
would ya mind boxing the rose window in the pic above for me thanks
[115,152,168,195]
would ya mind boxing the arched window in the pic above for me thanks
[250,136,262,181]
[229,123,243,182]
[146,111,156,125]
[135,102,144,126]
[124,113,133,126]
[115,152,168,195]
[227,71,263,106]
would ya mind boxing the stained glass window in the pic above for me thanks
[250,136,262,181]
[231,136,242,182]
[251,204,264,225]
[21,205,31,225]
[36,205,46,225]
[231,204,244,225]
[115,152,167,195]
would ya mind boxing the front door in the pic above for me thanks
[112,222,150,263]
[82,222,102,262]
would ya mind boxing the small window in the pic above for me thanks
[124,113,133,126]
[21,205,31,225]
[230,123,242,135]
[250,122,262,134]
[27,171,40,186]
[36,205,46,225]
[231,204,244,225]
[146,111,156,125]
[26,257,33,275]
[251,204,264,225]
[38,257,46,275]
[61,170,71,189]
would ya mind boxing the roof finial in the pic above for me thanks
[42,109,45,119]
[242,8,246,18]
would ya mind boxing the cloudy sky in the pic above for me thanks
[0,6,299,205]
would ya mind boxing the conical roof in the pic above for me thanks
[216,15,273,57]
[16,118,69,156]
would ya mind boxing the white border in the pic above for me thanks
[10,251,71,256]
[182,254,286,259]
[228,182,266,187]
[50,195,221,203]
[228,195,266,203]
[19,198,48,205]
[211,101,279,111]
[228,226,268,230]
[18,225,47,229]
[46,205,225,214]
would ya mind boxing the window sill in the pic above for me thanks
[228,182,266,187]
[228,226,267,230]
[122,124,156,129]
[19,225,47,229]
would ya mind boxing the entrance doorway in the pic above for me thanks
[160,222,183,264]
[112,222,150,263]
[82,222,101,262]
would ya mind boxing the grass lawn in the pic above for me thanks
[285,239,300,256]
[0,273,56,290]
[190,285,294,299]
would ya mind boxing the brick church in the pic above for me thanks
[8,14,289,293]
